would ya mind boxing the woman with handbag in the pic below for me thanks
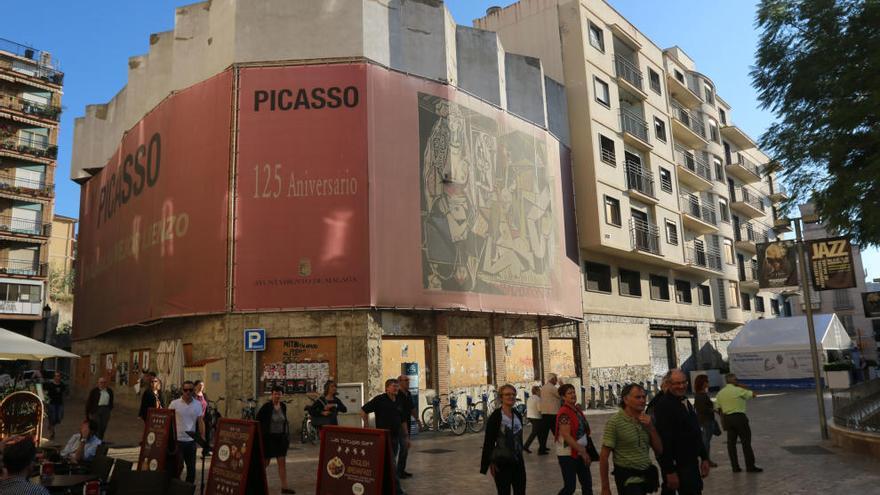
[555,383,595,495]
[692,375,719,467]
[257,386,296,494]
[480,383,526,495]
[599,383,662,495]
[309,380,348,429]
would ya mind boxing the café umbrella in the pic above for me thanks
[0,327,79,361]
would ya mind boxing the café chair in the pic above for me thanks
[96,444,110,457]
[89,455,115,481]
[108,470,169,495]
[106,458,133,494]
[166,478,196,495]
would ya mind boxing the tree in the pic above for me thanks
[752,0,880,245]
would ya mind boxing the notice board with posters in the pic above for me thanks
[757,240,799,288]
[808,236,857,291]
[137,408,176,472]
[205,418,268,495]
[863,291,880,318]
[0,391,43,444]
[259,337,337,395]
[316,426,396,495]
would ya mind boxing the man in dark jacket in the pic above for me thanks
[654,369,710,495]
[86,377,114,440]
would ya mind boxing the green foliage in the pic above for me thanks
[48,265,74,301]
[752,0,880,245]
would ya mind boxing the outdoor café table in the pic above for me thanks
[32,473,98,493]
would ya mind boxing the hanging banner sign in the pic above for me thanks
[807,236,856,291]
[757,240,799,289]
[861,291,880,318]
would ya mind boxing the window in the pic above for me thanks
[675,279,692,304]
[650,274,670,301]
[659,167,672,193]
[654,117,667,142]
[674,70,685,83]
[698,285,712,306]
[771,298,780,315]
[718,198,730,223]
[841,314,855,333]
[741,292,751,311]
[708,118,719,143]
[588,22,605,52]
[723,238,735,265]
[727,280,740,307]
[713,156,724,183]
[619,269,642,297]
[585,261,612,293]
[756,296,765,313]
[594,77,610,107]
[599,134,616,165]
[665,219,678,245]
[719,108,727,125]
[649,68,661,94]
[703,83,715,105]
[604,196,621,227]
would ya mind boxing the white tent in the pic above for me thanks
[0,327,79,361]
[728,314,852,387]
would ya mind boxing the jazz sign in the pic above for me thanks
[807,237,857,291]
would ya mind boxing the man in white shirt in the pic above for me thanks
[537,373,561,455]
[169,380,205,484]
[59,419,102,464]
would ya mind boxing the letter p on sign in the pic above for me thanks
[244,328,266,352]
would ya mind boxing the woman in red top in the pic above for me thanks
[555,383,594,495]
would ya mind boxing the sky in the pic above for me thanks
[2,0,877,281]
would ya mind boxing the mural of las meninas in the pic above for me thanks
[419,93,556,294]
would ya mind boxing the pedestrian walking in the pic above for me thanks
[715,373,762,473]
[257,386,296,494]
[44,373,66,440]
[361,378,407,495]
[538,373,561,455]
[169,380,205,485]
[653,369,710,495]
[85,377,114,440]
[480,384,526,495]
[692,375,718,468]
[396,375,419,479]
[139,377,165,422]
[599,383,662,495]
[523,385,542,453]
[194,380,208,415]
[555,383,595,495]
[309,380,348,429]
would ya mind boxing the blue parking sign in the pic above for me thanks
[244,328,266,351]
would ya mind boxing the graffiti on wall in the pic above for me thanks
[419,94,556,294]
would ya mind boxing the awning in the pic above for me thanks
[0,327,79,361]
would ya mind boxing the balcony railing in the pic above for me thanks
[736,222,769,244]
[630,218,661,255]
[729,153,762,178]
[685,243,722,271]
[0,135,57,159]
[0,38,64,85]
[614,55,643,91]
[0,215,50,236]
[674,147,712,182]
[733,186,765,212]
[670,101,706,138]
[0,299,42,316]
[0,173,53,196]
[679,194,717,225]
[620,109,649,143]
[0,259,47,277]
[739,261,759,282]
[0,91,61,120]
[625,160,655,198]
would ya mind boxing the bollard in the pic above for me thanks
[598,384,606,409]
[589,386,597,409]
[605,384,615,407]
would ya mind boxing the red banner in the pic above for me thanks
[234,65,370,309]
[74,71,232,338]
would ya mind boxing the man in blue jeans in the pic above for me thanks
[44,373,66,440]
[395,375,420,479]
[362,378,408,495]
[170,380,205,484]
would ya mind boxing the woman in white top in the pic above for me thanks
[523,385,542,453]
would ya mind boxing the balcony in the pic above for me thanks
[670,101,707,148]
[620,109,651,151]
[734,222,770,253]
[674,147,712,191]
[614,55,647,100]
[726,153,762,183]
[0,90,61,123]
[0,258,47,278]
[730,186,766,218]
[679,194,718,234]
[0,298,43,317]
[0,38,64,87]
[0,215,51,238]
[739,261,759,289]
[666,72,702,108]
[625,160,657,204]
[0,135,57,162]
[684,243,722,275]
[0,173,53,198]
[720,124,756,150]
[629,218,661,256]
[769,183,788,203]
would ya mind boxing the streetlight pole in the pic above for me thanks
[791,218,829,440]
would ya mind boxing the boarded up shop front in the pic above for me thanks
[259,337,337,395]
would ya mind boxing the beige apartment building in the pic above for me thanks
[478,0,787,384]
[0,38,62,339]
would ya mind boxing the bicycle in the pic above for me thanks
[238,397,257,420]
[463,394,486,433]
[301,396,319,445]
[420,395,466,435]
[203,396,225,455]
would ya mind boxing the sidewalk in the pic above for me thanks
[53,390,879,494]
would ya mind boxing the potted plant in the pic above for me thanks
[823,361,853,389]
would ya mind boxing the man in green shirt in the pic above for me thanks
[715,373,762,473]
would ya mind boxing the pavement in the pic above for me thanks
[47,390,880,494]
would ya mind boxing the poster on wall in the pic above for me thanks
[757,241,799,288]
[863,291,880,318]
[729,350,815,380]
[807,237,856,291]
[258,337,337,395]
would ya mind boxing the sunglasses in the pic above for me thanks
[182,388,194,392]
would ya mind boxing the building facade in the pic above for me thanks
[0,38,62,341]
[477,0,786,384]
